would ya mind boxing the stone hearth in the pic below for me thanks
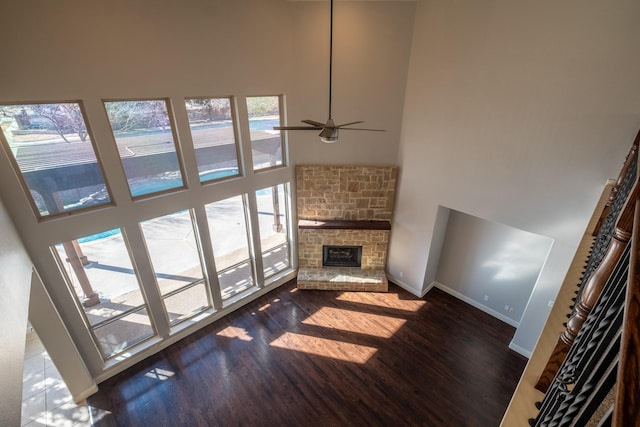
[297,268,387,291]
[295,165,397,291]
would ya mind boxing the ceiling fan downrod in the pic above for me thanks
[272,0,385,143]
[320,0,338,143]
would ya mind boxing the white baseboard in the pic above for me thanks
[508,342,532,359]
[386,273,423,297]
[72,384,99,403]
[432,281,520,328]
[422,281,437,297]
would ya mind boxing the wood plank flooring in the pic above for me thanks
[88,281,527,427]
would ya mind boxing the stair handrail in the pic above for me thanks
[613,192,640,426]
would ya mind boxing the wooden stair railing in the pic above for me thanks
[530,189,638,426]
[528,131,640,426]
[613,194,640,426]
[535,138,638,393]
[592,132,639,237]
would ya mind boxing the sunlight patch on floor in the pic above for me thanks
[336,292,426,312]
[270,332,377,363]
[303,307,406,338]
[217,326,253,341]
[144,367,175,381]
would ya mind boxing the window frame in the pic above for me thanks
[0,100,115,220]
[51,228,159,362]
[184,95,244,185]
[246,94,287,173]
[102,97,189,200]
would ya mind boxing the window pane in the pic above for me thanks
[140,210,211,322]
[104,100,184,197]
[0,103,111,217]
[205,195,255,300]
[256,184,290,278]
[163,283,209,324]
[92,308,154,358]
[184,98,240,182]
[246,96,283,171]
[53,228,154,359]
[218,261,254,300]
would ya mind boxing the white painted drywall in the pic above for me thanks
[435,209,553,326]
[389,0,640,354]
[0,200,32,427]
[29,271,97,402]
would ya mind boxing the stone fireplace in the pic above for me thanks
[296,165,397,291]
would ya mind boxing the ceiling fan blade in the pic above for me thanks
[302,119,327,127]
[339,128,387,132]
[335,121,364,128]
[274,126,323,130]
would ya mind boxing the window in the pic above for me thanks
[104,99,185,197]
[205,195,255,300]
[256,183,291,278]
[53,229,155,359]
[246,96,284,171]
[140,210,211,326]
[184,97,240,182]
[0,102,112,218]
[1,93,296,375]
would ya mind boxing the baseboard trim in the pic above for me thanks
[508,342,532,359]
[422,281,437,297]
[386,273,422,297]
[72,384,99,403]
[432,281,520,328]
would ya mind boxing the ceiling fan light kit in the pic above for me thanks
[320,132,338,144]
[275,0,385,143]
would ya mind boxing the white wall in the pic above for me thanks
[389,0,640,354]
[435,209,553,327]
[0,200,32,427]
[29,271,97,402]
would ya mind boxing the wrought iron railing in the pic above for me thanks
[529,133,640,426]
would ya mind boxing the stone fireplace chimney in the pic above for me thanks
[296,165,397,291]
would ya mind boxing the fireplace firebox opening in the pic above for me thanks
[322,245,362,268]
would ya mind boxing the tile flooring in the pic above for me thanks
[22,331,90,427]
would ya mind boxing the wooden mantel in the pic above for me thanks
[298,219,391,231]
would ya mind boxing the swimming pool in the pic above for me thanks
[130,168,239,197]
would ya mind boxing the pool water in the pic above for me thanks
[249,118,280,131]
[130,168,239,197]
[72,167,274,244]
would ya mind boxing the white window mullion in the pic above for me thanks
[123,222,171,339]
[192,204,223,310]
[245,191,265,287]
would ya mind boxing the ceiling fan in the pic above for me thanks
[274,0,385,143]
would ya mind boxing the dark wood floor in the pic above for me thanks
[88,281,527,427]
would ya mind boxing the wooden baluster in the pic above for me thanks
[593,132,639,236]
[613,194,640,426]
[536,182,639,393]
